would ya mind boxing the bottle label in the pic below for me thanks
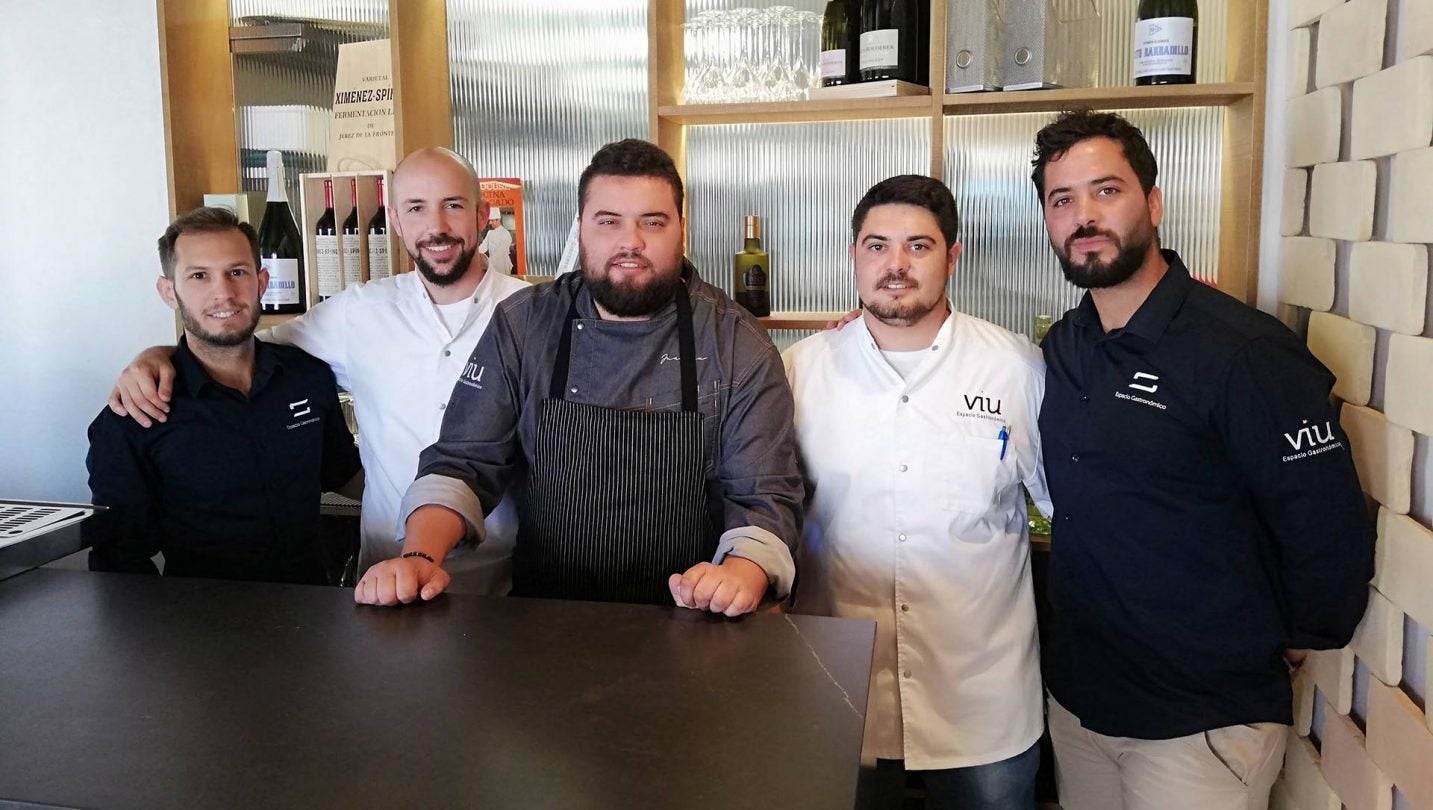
[820,49,847,79]
[342,237,363,287]
[261,258,302,306]
[315,235,341,297]
[859,29,899,72]
[743,265,768,291]
[1133,17,1194,78]
[368,238,390,280]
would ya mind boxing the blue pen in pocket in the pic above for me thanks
[997,425,1009,460]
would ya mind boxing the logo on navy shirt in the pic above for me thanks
[1282,419,1343,462]
[286,398,319,430]
[1114,372,1168,411]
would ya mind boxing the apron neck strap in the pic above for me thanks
[551,276,700,413]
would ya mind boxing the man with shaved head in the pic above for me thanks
[108,147,532,592]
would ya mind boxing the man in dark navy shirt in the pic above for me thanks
[85,207,362,586]
[1030,111,1372,810]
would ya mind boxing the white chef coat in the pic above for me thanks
[264,267,532,593]
[480,224,514,275]
[783,311,1052,770]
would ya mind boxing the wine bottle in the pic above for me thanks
[859,0,927,84]
[367,176,390,280]
[1034,314,1053,344]
[1134,0,1198,86]
[733,215,770,317]
[820,0,855,87]
[258,150,306,314]
[314,179,340,300]
[341,177,362,288]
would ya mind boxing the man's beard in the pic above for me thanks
[177,299,259,348]
[580,248,684,317]
[1055,224,1155,289]
[413,242,479,288]
[863,272,943,327]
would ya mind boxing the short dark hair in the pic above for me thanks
[851,175,960,248]
[1030,110,1158,201]
[157,206,260,279]
[577,138,685,216]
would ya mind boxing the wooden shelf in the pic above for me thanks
[658,83,1254,128]
[758,312,848,331]
[942,82,1257,115]
[657,95,934,126]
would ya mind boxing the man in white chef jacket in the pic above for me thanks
[479,208,514,275]
[784,175,1051,809]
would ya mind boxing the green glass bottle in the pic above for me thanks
[1027,313,1054,537]
[733,215,770,317]
[1134,0,1198,85]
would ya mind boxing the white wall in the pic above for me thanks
[0,0,175,501]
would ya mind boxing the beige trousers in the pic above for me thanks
[1048,695,1287,810]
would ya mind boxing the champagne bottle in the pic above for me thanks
[1134,0,1198,85]
[820,0,855,87]
[341,177,362,288]
[859,0,928,84]
[258,150,305,314]
[367,176,390,280]
[733,215,770,317]
[314,179,340,300]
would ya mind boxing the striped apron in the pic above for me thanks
[512,283,715,605]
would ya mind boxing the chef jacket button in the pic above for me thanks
[898,533,907,542]
[930,345,939,351]
[900,604,909,613]
[444,349,451,357]
[576,323,584,330]
[900,395,909,403]
[898,464,908,472]
[439,403,446,410]
[570,387,579,394]
[902,670,912,678]
[1071,454,1079,462]
[1080,395,1089,402]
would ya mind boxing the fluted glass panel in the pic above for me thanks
[943,106,1224,337]
[448,0,649,275]
[686,118,931,311]
[230,1,388,202]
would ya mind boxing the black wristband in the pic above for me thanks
[402,551,435,564]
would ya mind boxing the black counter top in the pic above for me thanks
[0,569,873,809]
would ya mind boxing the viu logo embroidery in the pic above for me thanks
[963,394,1003,415]
[1284,420,1335,450]
[289,399,311,418]
[462,363,485,383]
[1128,372,1160,393]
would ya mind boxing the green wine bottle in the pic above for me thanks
[733,215,770,317]
[820,0,855,87]
[1134,0,1198,85]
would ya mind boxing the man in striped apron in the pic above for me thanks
[357,139,802,614]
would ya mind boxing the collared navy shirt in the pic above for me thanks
[85,337,361,585]
[1039,250,1373,740]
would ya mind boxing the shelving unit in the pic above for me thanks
[157,0,453,332]
[648,0,1268,310]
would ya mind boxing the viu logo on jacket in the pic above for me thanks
[1283,420,1334,450]
[458,363,485,390]
[963,394,1002,416]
